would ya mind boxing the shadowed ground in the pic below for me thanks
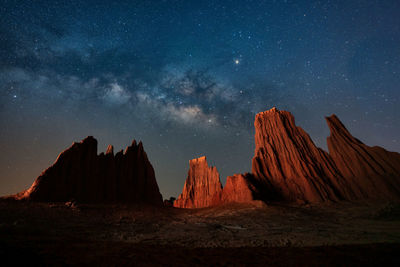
[1,200,400,266]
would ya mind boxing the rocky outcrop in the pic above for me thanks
[173,156,223,208]
[251,107,349,203]
[252,107,400,203]
[173,107,400,208]
[326,115,400,201]
[221,173,263,205]
[14,136,163,205]
[174,157,264,208]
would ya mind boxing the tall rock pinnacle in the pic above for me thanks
[173,156,223,208]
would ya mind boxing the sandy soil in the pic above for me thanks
[1,199,400,266]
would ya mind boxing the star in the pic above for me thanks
[234,59,240,65]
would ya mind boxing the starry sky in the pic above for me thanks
[1,0,399,199]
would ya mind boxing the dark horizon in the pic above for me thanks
[1,0,400,199]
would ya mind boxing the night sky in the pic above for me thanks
[1,0,399,199]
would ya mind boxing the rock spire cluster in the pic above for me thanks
[174,107,400,207]
[14,137,163,205]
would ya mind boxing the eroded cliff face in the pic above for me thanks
[326,115,400,200]
[15,136,163,205]
[173,156,223,208]
[173,156,265,208]
[251,107,348,203]
[251,107,400,203]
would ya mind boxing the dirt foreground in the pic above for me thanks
[1,200,399,266]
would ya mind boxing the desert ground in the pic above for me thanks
[1,199,399,266]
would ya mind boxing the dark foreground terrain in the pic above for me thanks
[1,200,400,266]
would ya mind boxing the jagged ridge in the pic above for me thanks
[14,136,163,205]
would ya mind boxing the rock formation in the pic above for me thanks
[252,107,400,203]
[173,156,223,208]
[14,107,399,208]
[173,107,400,208]
[174,158,263,208]
[326,115,400,200]
[221,173,263,205]
[251,107,348,203]
[14,136,163,205]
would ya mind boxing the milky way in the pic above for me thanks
[1,0,399,199]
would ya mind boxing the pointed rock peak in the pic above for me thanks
[106,145,114,155]
[138,141,144,150]
[325,114,354,140]
[326,113,400,200]
[326,114,340,122]
[124,140,137,155]
[136,141,146,157]
[131,139,138,147]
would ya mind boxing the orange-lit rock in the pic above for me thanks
[252,107,400,203]
[14,136,163,205]
[326,114,400,201]
[174,157,264,208]
[221,173,263,205]
[251,107,348,203]
[173,156,223,208]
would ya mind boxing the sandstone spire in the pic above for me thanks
[173,156,223,208]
